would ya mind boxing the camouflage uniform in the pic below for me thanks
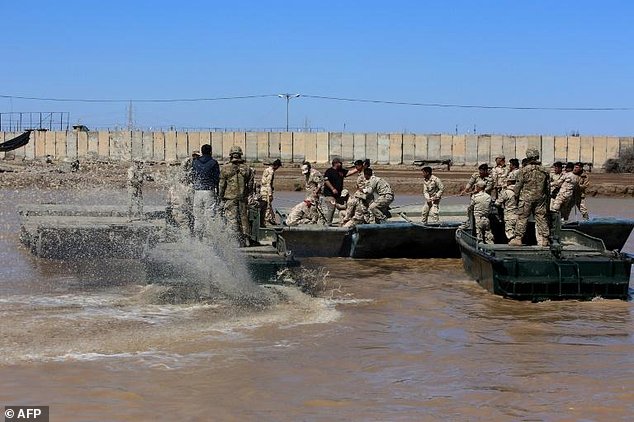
[219,148,255,246]
[550,171,578,220]
[260,166,276,225]
[471,190,494,243]
[465,172,493,195]
[342,191,370,228]
[421,175,444,224]
[575,172,590,220]
[495,185,518,240]
[127,162,145,218]
[285,200,317,226]
[512,155,550,246]
[364,175,394,223]
[491,164,509,196]
[304,168,323,195]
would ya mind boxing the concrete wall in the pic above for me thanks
[1,131,630,169]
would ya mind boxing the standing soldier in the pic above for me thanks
[127,159,146,218]
[363,168,394,224]
[495,173,518,241]
[470,181,494,243]
[191,144,220,241]
[508,158,520,181]
[460,163,493,196]
[301,161,323,196]
[491,155,509,199]
[550,162,578,221]
[219,146,255,247]
[421,166,444,224]
[573,162,590,220]
[549,161,564,198]
[260,159,282,226]
[509,148,550,247]
[322,158,349,224]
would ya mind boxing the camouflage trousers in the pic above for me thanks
[223,199,250,245]
[127,186,143,218]
[502,213,518,241]
[368,194,394,223]
[342,197,369,228]
[475,216,494,243]
[514,198,549,242]
[421,199,440,224]
[576,196,589,220]
[261,195,276,225]
[322,196,337,224]
[550,193,574,220]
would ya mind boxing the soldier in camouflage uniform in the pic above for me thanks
[301,161,323,196]
[127,160,146,218]
[342,190,371,228]
[363,168,394,223]
[470,181,494,243]
[461,163,493,196]
[260,159,282,226]
[421,166,444,224]
[491,155,509,199]
[507,158,520,182]
[549,162,563,198]
[509,148,550,246]
[573,162,590,220]
[494,173,518,241]
[219,146,255,246]
[285,197,318,226]
[550,162,578,221]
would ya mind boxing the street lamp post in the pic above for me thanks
[278,93,300,132]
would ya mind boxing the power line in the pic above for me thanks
[300,94,633,111]
[0,94,279,103]
[0,92,632,111]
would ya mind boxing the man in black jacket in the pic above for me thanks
[192,144,220,240]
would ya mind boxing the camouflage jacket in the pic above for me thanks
[219,160,254,200]
[422,175,444,201]
[305,168,324,194]
[260,166,275,196]
[516,163,549,202]
[551,171,578,199]
[491,165,509,190]
[495,186,517,213]
[470,191,492,219]
[364,175,393,197]
[466,172,493,194]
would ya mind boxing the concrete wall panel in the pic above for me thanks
[579,136,593,164]
[490,135,503,160]
[389,133,403,164]
[141,132,153,160]
[245,132,258,161]
[606,136,619,161]
[87,132,99,158]
[176,131,188,160]
[304,133,317,162]
[55,131,67,158]
[77,131,88,159]
[527,135,541,152]
[234,132,247,157]
[152,132,165,161]
[554,136,567,162]
[403,134,415,163]
[329,132,342,160]
[365,133,378,163]
[131,131,143,160]
[353,133,366,159]
[188,132,201,156]
[567,136,581,163]
[221,132,233,159]
[502,136,515,160]
[440,134,452,159]
[377,133,390,164]
[414,134,427,161]
[428,134,441,160]
[541,136,555,165]
[164,131,176,162]
[267,133,280,160]
[316,132,329,162]
[257,132,270,162]
[341,133,354,161]
[592,136,607,168]
[280,132,293,161]
[465,135,478,165]
[619,137,634,154]
[452,135,466,165]
[515,136,529,162]
[476,135,490,165]
[24,131,36,159]
[34,130,47,158]
[293,132,306,162]
[211,132,223,159]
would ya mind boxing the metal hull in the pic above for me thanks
[456,228,632,301]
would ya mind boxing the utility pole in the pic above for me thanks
[278,94,300,131]
[127,100,134,130]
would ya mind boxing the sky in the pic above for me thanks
[2,0,634,135]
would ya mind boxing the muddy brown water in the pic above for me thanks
[0,189,633,421]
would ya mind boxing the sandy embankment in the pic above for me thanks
[1,160,634,197]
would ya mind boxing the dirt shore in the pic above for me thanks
[2,160,634,197]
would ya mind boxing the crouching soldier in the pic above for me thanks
[363,168,394,223]
[285,197,318,226]
[471,180,494,243]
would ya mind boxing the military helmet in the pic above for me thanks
[526,148,540,159]
[229,145,243,156]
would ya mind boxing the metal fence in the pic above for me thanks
[0,112,70,132]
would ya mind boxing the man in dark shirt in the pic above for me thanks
[322,157,348,224]
[191,143,220,240]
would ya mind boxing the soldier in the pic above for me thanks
[491,155,509,198]
[300,161,322,196]
[219,145,255,246]
[334,189,350,222]
[550,162,578,221]
[342,191,371,228]
[363,168,394,224]
[421,166,444,224]
[509,148,550,247]
[322,157,349,224]
[470,181,494,243]
[191,144,220,240]
[508,158,520,183]
[260,159,282,226]
[495,173,518,241]
[285,196,318,226]
[127,159,146,218]
[461,163,493,196]
[549,161,563,198]
[167,151,198,235]
[573,162,590,220]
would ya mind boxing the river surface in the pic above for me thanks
[0,187,633,421]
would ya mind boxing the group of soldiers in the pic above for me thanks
[284,158,395,228]
[129,144,591,248]
[459,150,590,246]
